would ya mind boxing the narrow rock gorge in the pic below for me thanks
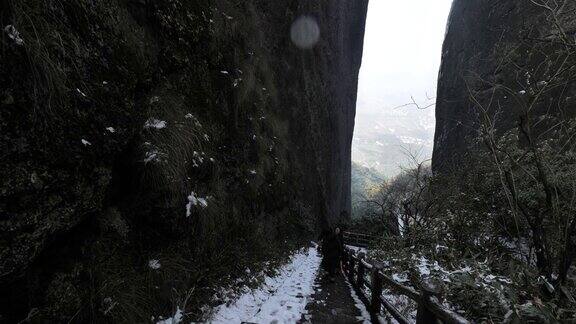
[0,1,367,321]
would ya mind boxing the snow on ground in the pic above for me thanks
[208,246,321,323]
[345,245,418,323]
[381,288,417,323]
[343,244,371,323]
[344,278,371,324]
[345,244,367,254]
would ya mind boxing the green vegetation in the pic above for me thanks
[353,2,576,321]
[351,161,385,219]
[355,145,576,321]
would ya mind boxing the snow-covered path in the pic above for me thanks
[209,246,322,323]
[302,270,370,324]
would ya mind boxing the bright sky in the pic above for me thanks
[357,0,453,111]
[353,0,453,174]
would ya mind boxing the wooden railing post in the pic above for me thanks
[348,252,355,283]
[341,248,469,324]
[416,283,439,324]
[370,263,383,320]
[357,255,365,288]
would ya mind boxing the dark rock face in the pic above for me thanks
[0,0,366,321]
[282,1,368,229]
[433,0,576,171]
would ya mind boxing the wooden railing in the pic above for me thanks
[342,246,470,324]
[342,231,376,248]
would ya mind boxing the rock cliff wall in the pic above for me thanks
[0,0,367,321]
[433,0,576,171]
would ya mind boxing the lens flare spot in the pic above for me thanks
[290,16,320,49]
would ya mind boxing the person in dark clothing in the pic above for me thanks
[319,226,344,281]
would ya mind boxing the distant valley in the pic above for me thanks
[352,104,434,178]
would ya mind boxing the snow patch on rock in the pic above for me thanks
[4,25,24,45]
[149,259,161,270]
[145,118,167,130]
[186,192,208,217]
